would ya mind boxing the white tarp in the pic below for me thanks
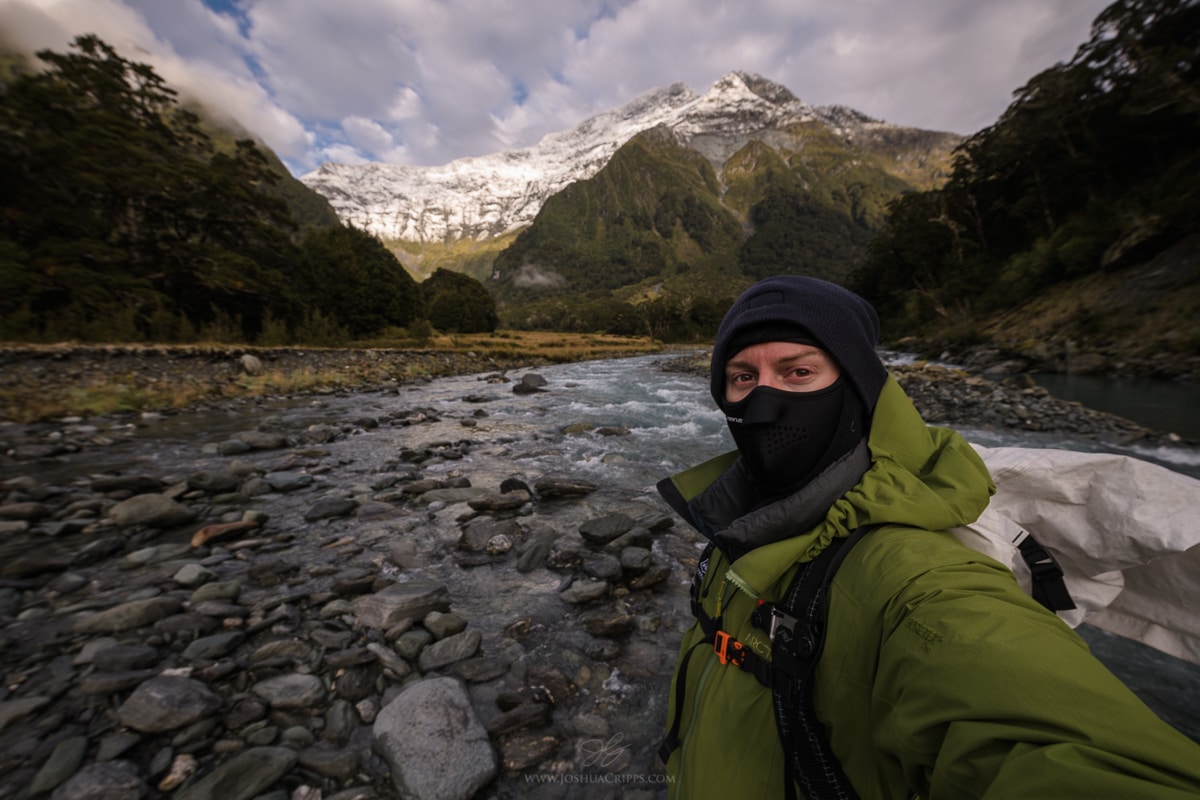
[951,446,1200,666]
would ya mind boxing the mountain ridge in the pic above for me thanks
[299,72,959,248]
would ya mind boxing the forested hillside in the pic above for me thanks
[491,117,953,339]
[0,36,496,344]
[849,0,1199,374]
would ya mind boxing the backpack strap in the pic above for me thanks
[753,526,873,800]
[1015,533,1076,612]
[659,528,874,800]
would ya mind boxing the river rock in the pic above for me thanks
[535,477,598,498]
[173,747,296,800]
[579,512,635,545]
[581,554,623,581]
[182,631,244,661]
[251,673,327,709]
[354,580,450,629]
[117,676,222,733]
[187,470,241,493]
[106,494,196,528]
[516,525,559,572]
[304,498,358,521]
[467,490,530,511]
[90,475,164,494]
[0,696,50,733]
[459,517,521,552]
[423,610,468,639]
[264,471,314,492]
[512,373,548,395]
[92,644,160,672]
[373,677,496,800]
[0,501,51,520]
[29,735,88,795]
[560,579,609,604]
[499,732,562,772]
[74,597,183,634]
[297,744,359,781]
[582,611,636,638]
[234,430,288,450]
[49,759,147,800]
[418,629,481,671]
[619,546,653,572]
[239,353,264,375]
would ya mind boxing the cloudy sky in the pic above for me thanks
[0,0,1111,176]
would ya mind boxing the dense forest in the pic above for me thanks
[0,36,497,344]
[4,0,1195,357]
[848,0,1200,353]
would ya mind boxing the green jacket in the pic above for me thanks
[660,376,1200,799]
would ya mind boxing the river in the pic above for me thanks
[1,351,1197,796]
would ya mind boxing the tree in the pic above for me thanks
[422,268,498,333]
[299,226,423,337]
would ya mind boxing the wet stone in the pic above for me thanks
[173,746,297,800]
[486,702,550,737]
[187,470,241,493]
[582,611,636,638]
[451,656,510,683]
[499,732,562,772]
[467,490,530,512]
[534,477,598,498]
[0,502,51,520]
[516,526,559,573]
[49,759,147,800]
[28,734,88,795]
[107,495,196,529]
[355,580,450,630]
[92,644,160,672]
[561,579,609,605]
[74,597,183,634]
[173,563,217,587]
[629,563,671,590]
[395,629,433,661]
[90,475,163,494]
[251,673,327,709]
[579,513,636,545]
[373,677,495,800]
[424,610,468,640]
[619,546,653,572]
[297,744,360,781]
[459,517,522,552]
[418,629,482,672]
[581,554,623,582]
[117,676,222,733]
[304,498,358,521]
[190,580,241,603]
[182,631,244,661]
[264,471,313,492]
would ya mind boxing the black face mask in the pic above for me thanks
[721,378,864,494]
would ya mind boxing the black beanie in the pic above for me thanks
[711,276,888,410]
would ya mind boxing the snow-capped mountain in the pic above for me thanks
[299,72,916,244]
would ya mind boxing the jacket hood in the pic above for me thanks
[659,375,995,596]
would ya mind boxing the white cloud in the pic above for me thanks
[0,0,1112,174]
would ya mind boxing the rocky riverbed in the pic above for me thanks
[0,353,1192,800]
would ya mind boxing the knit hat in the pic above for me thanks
[711,276,888,410]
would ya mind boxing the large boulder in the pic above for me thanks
[372,677,496,800]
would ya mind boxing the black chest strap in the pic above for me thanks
[659,528,874,800]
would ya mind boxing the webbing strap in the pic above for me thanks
[770,528,870,800]
[1017,534,1076,612]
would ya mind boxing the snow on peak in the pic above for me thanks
[300,75,870,244]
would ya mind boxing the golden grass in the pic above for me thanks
[0,331,663,422]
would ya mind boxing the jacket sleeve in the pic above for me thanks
[823,528,1200,800]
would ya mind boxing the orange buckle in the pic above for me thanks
[713,630,746,666]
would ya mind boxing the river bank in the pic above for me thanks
[0,352,1195,800]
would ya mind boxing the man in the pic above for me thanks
[656,275,1200,798]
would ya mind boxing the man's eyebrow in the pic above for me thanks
[725,348,823,371]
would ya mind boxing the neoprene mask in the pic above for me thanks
[721,379,848,492]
